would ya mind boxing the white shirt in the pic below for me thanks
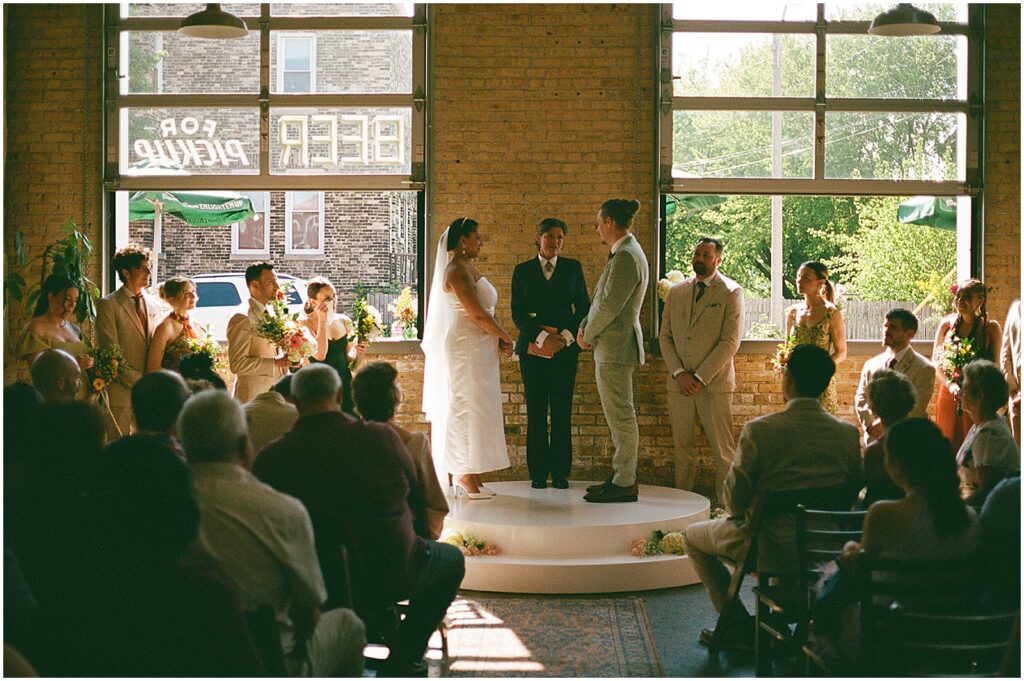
[538,254,558,280]
[885,344,912,366]
[610,233,630,254]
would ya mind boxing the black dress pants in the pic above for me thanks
[520,349,579,482]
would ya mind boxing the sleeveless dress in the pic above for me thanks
[161,331,193,372]
[15,328,90,399]
[789,308,838,414]
[441,277,510,475]
[311,336,355,416]
[935,317,992,452]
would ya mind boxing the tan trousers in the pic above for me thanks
[667,389,736,499]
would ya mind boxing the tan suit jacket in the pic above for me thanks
[1002,300,1021,394]
[854,346,936,436]
[243,391,299,453]
[724,398,862,573]
[659,272,743,393]
[95,286,162,434]
[228,298,286,403]
[392,424,450,540]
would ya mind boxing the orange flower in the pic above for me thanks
[92,377,106,392]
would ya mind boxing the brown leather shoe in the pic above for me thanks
[583,482,638,503]
[585,476,614,493]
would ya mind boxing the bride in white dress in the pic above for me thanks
[422,217,513,499]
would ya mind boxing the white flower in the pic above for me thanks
[659,532,686,556]
[666,269,685,284]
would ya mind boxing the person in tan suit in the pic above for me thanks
[95,245,162,438]
[854,308,936,444]
[1001,299,1021,445]
[682,345,861,647]
[227,262,289,403]
[659,237,743,498]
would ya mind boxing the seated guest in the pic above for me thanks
[179,390,365,676]
[27,435,262,677]
[353,361,450,539]
[4,546,38,655]
[178,352,228,391]
[29,348,81,403]
[861,369,916,507]
[855,308,935,443]
[255,364,465,677]
[3,383,43,491]
[131,370,191,458]
[4,402,105,608]
[243,373,299,452]
[979,475,1020,609]
[681,344,861,648]
[956,360,1021,507]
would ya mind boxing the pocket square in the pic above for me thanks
[705,303,721,309]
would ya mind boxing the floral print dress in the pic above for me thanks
[789,308,838,414]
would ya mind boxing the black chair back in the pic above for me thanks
[889,605,1019,677]
[796,506,867,593]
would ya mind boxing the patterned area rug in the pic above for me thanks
[442,596,664,677]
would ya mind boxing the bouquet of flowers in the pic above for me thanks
[388,286,418,339]
[254,286,314,366]
[87,344,125,395]
[771,336,800,372]
[656,269,686,302]
[352,295,383,344]
[936,335,978,387]
[631,530,687,558]
[441,531,501,557]
[184,326,225,371]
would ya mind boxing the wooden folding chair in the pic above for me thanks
[888,605,1019,677]
[753,505,866,676]
[707,486,857,657]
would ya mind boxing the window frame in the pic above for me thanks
[284,190,326,256]
[230,190,271,258]
[277,32,317,94]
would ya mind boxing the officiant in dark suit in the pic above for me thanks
[511,218,591,489]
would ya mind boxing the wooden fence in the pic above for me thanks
[742,298,943,340]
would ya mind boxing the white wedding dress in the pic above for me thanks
[440,277,510,476]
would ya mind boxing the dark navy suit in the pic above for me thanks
[511,256,590,483]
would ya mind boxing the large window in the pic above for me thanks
[661,3,980,340]
[108,3,424,338]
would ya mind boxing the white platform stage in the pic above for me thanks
[443,481,710,594]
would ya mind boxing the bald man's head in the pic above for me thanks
[31,349,81,403]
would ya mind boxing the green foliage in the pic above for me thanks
[747,315,784,340]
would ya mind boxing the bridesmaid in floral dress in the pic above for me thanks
[146,278,204,373]
[932,279,1001,452]
[785,261,848,414]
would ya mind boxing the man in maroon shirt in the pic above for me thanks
[255,364,464,677]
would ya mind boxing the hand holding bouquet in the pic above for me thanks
[771,336,800,372]
[936,335,977,387]
[352,296,383,344]
[255,285,314,367]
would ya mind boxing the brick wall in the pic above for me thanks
[3,5,1019,499]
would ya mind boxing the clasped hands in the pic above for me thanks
[676,372,704,397]
[498,337,514,359]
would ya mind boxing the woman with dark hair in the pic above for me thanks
[844,417,978,562]
[956,359,1020,507]
[933,278,1002,451]
[15,274,93,389]
[177,352,227,391]
[785,261,847,413]
[302,276,360,415]
[422,217,513,499]
[146,277,205,372]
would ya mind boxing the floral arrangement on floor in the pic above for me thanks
[352,295,383,344]
[656,269,686,302]
[88,344,126,435]
[631,530,686,558]
[441,531,501,557]
[936,335,978,388]
[184,326,225,371]
[388,286,418,339]
[771,336,800,372]
[710,506,729,520]
[254,285,313,367]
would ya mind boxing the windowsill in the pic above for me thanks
[281,253,327,261]
[230,253,271,260]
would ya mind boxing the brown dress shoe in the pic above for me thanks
[583,482,638,503]
[585,476,614,493]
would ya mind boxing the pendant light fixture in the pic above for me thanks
[868,4,941,36]
[178,3,249,40]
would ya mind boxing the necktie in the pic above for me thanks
[544,261,554,279]
[695,281,707,303]
[133,294,147,336]
[887,357,898,370]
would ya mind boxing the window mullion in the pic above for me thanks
[259,3,270,182]
[814,3,825,182]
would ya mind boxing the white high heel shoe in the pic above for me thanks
[453,483,494,500]
[478,484,498,496]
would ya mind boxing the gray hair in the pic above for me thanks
[177,390,247,464]
[291,363,341,405]
[866,369,917,426]
[962,359,1010,411]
